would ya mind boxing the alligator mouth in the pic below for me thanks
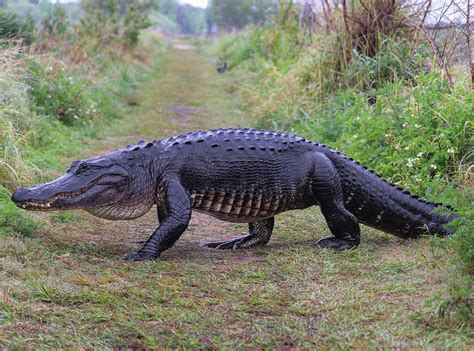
[16,187,92,211]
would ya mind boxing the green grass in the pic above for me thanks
[50,212,82,223]
[0,187,40,239]
[1,43,472,349]
[1,214,472,349]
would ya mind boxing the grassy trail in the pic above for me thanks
[1,45,471,349]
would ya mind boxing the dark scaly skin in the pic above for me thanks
[11,128,457,261]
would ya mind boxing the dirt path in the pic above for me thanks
[54,45,254,261]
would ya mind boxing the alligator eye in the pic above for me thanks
[67,160,80,172]
[76,163,90,174]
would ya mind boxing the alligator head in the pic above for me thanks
[11,153,155,220]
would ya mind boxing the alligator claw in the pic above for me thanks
[205,236,249,250]
[315,237,358,251]
[121,252,157,261]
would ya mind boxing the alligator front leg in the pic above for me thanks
[205,217,274,249]
[122,180,191,261]
[136,206,169,245]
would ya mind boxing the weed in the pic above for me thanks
[50,212,82,223]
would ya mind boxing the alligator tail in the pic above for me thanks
[324,150,457,238]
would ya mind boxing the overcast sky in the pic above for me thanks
[178,0,208,8]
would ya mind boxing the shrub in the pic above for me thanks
[27,60,100,126]
[34,5,68,52]
[0,44,40,190]
[217,4,301,72]
[294,73,473,192]
[0,10,35,45]
[77,0,152,52]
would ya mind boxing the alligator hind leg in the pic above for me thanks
[310,153,360,251]
[205,217,274,250]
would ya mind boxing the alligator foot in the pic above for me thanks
[205,235,259,249]
[315,237,358,251]
[121,251,157,261]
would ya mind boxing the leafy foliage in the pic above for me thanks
[78,0,152,48]
[36,5,68,47]
[294,74,473,192]
[0,9,34,44]
[27,60,100,126]
[175,4,207,35]
[150,0,208,35]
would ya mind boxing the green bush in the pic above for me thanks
[77,0,152,51]
[217,10,301,73]
[449,202,474,274]
[295,73,473,192]
[0,10,35,45]
[342,36,429,91]
[27,60,100,126]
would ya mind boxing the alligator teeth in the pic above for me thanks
[22,201,54,210]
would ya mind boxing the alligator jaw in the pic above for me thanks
[12,185,96,211]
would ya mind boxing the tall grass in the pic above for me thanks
[0,43,41,191]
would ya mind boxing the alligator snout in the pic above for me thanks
[11,186,54,210]
[11,187,30,204]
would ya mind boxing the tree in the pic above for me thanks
[79,0,152,46]
[159,0,179,18]
[0,9,35,45]
[211,0,277,31]
[176,4,206,35]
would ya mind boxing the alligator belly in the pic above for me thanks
[190,187,314,223]
[193,208,273,223]
[189,188,293,222]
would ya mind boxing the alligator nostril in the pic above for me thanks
[11,188,29,203]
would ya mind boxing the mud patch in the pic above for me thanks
[170,106,202,127]
[171,114,191,126]
[171,106,201,115]
[174,44,194,50]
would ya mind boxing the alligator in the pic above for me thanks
[11,128,457,261]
